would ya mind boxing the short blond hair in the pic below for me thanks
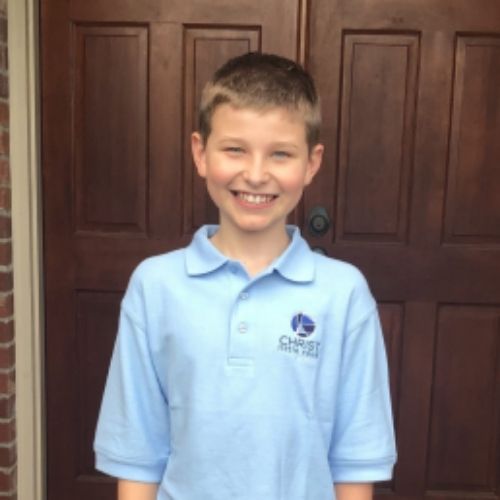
[198,52,321,150]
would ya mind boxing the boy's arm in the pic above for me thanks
[334,483,373,500]
[118,479,159,500]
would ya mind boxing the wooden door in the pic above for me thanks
[41,1,302,499]
[307,1,500,500]
[42,0,500,499]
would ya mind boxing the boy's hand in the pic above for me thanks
[334,483,373,500]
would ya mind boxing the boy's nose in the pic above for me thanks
[243,157,269,185]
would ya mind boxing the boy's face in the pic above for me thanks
[192,104,323,238]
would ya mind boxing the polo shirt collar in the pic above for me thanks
[272,226,315,283]
[185,225,228,275]
[185,225,315,283]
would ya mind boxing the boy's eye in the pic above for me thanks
[224,146,244,155]
[272,151,292,159]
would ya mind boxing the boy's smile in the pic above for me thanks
[192,104,323,240]
[232,191,276,206]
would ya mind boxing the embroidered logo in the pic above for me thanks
[291,313,315,338]
[277,312,320,359]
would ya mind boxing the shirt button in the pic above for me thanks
[238,322,248,334]
[240,292,249,300]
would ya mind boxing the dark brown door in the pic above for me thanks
[307,1,500,500]
[41,0,500,499]
[41,1,303,499]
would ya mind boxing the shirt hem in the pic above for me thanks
[95,452,166,483]
[330,457,396,483]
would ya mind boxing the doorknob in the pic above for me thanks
[308,206,330,236]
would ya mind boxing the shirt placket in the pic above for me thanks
[226,262,255,372]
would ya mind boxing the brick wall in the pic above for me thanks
[0,0,15,498]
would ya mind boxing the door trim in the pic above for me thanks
[10,0,45,499]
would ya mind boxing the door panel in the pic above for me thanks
[337,33,418,244]
[74,25,149,235]
[428,306,500,491]
[445,36,500,244]
[307,1,500,499]
[183,27,262,231]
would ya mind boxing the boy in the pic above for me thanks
[94,52,396,500]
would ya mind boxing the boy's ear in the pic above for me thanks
[191,132,207,178]
[304,143,324,185]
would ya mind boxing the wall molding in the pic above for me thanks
[10,0,45,499]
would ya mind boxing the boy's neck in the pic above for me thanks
[210,224,291,277]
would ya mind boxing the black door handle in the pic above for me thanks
[308,206,330,236]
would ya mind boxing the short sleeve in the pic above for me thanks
[328,308,397,482]
[94,272,170,482]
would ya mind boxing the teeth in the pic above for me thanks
[237,192,274,204]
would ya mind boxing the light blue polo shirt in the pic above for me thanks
[94,225,396,500]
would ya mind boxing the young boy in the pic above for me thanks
[94,52,396,500]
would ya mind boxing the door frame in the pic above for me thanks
[10,0,45,499]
